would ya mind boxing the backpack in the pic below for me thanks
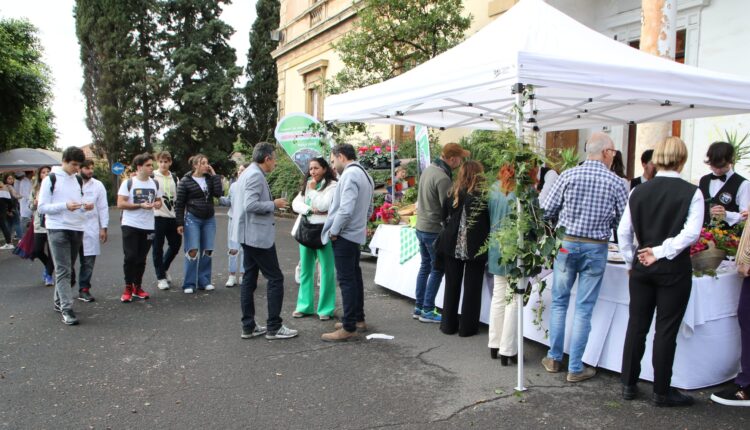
[41,174,84,228]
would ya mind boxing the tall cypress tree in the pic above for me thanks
[242,0,279,145]
[161,0,241,175]
[75,0,166,164]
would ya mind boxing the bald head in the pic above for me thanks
[586,132,616,167]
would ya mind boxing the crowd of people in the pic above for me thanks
[2,134,748,408]
[410,134,748,408]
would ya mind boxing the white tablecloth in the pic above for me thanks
[370,224,744,389]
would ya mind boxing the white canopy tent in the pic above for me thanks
[324,0,750,392]
[324,0,750,132]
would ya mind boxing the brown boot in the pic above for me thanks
[321,328,359,342]
[334,321,368,332]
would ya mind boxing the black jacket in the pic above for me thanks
[175,173,223,225]
[437,190,490,262]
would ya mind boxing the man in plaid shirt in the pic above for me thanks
[540,132,628,382]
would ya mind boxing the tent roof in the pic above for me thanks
[0,148,62,171]
[324,0,750,131]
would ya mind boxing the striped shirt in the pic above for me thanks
[541,160,628,241]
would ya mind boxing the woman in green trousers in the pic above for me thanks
[291,157,338,320]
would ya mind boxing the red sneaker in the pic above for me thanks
[120,284,133,303]
[132,285,150,300]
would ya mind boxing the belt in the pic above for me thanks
[563,235,607,244]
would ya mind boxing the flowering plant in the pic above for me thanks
[690,225,741,257]
[358,138,397,169]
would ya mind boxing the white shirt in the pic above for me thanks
[82,178,109,256]
[17,177,32,218]
[538,169,559,204]
[38,166,87,231]
[193,176,207,192]
[707,169,750,226]
[617,171,704,270]
[118,177,162,230]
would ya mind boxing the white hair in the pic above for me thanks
[585,132,613,156]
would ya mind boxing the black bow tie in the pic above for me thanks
[711,174,727,182]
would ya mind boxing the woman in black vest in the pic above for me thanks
[617,136,704,407]
[438,160,490,337]
[698,141,750,227]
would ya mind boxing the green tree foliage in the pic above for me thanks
[241,0,279,145]
[161,0,242,175]
[76,0,167,168]
[0,18,56,151]
[328,0,471,94]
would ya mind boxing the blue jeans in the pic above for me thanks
[227,221,243,274]
[547,240,608,373]
[415,230,443,312]
[182,213,216,290]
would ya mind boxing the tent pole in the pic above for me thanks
[514,83,527,393]
[390,142,396,204]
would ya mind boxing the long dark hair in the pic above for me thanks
[611,150,626,179]
[300,157,336,194]
[452,160,485,207]
[34,166,51,193]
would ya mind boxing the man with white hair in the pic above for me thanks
[540,132,629,382]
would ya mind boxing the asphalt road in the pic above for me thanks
[0,209,746,429]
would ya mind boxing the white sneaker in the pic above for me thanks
[0,244,14,250]
[225,275,237,287]
[184,288,194,294]
[157,279,170,290]
[204,284,215,291]
[295,264,301,284]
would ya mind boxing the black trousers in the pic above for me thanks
[152,217,182,280]
[332,238,366,332]
[240,244,284,332]
[33,232,54,275]
[621,269,692,395]
[440,256,485,337]
[122,226,153,286]
[0,198,12,243]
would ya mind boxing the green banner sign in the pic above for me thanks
[416,125,431,173]
[274,113,324,173]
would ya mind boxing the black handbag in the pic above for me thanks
[294,215,325,249]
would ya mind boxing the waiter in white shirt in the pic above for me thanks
[698,141,750,227]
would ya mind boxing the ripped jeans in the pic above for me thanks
[182,212,216,290]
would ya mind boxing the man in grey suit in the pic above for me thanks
[321,144,374,342]
[230,142,298,340]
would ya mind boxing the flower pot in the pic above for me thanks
[691,247,726,272]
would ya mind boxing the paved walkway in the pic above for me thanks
[0,209,745,429]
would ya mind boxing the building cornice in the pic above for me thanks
[272,4,358,60]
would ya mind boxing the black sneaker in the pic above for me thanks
[711,385,750,407]
[61,309,79,325]
[78,289,95,302]
[53,300,62,313]
[241,325,267,339]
